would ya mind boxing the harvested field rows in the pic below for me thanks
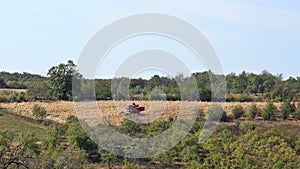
[0,88,27,93]
[0,101,284,125]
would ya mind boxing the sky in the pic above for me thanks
[0,0,299,79]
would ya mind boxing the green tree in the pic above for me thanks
[236,71,249,94]
[208,104,228,122]
[179,141,202,164]
[281,101,291,120]
[17,91,27,102]
[52,147,87,169]
[27,82,51,100]
[262,102,277,120]
[119,119,141,136]
[67,122,98,154]
[232,105,245,119]
[149,87,166,100]
[42,125,63,153]
[201,137,229,168]
[99,149,119,169]
[47,60,81,100]
[248,104,259,120]
[0,79,7,88]
[0,130,40,169]
[32,104,47,119]
[293,103,300,120]
[295,137,300,154]
[122,159,140,169]
[95,79,112,100]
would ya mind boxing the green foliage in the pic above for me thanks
[232,105,245,119]
[47,60,81,100]
[228,94,253,102]
[0,71,46,87]
[42,125,63,152]
[262,101,277,120]
[0,79,6,88]
[40,145,87,169]
[99,149,120,169]
[201,127,299,169]
[281,101,292,120]
[208,104,228,122]
[293,103,300,120]
[27,82,51,100]
[201,137,228,168]
[19,131,40,154]
[0,113,47,139]
[149,87,166,100]
[66,115,79,124]
[32,104,46,119]
[248,104,259,120]
[95,79,112,100]
[1,68,300,102]
[119,118,141,136]
[151,149,176,167]
[295,137,300,154]
[52,147,87,169]
[0,122,92,168]
[0,130,40,168]
[67,122,98,153]
[95,70,300,102]
[179,135,202,164]
[0,90,27,103]
[145,120,172,137]
[122,159,140,169]
[2,112,300,168]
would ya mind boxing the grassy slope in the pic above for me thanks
[0,112,47,139]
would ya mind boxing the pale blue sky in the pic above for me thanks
[0,0,299,79]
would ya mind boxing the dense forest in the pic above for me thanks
[0,60,299,102]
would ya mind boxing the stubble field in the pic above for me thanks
[0,101,284,126]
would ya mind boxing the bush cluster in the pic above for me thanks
[0,91,27,102]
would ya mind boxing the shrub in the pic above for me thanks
[120,119,141,135]
[32,104,46,119]
[281,102,292,120]
[66,115,79,124]
[262,102,277,120]
[17,92,27,102]
[248,104,259,120]
[232,105,245,119]
[208,105,228,122]
[226,94,235,102]
[235,94,253,102]
[294,103,300,120]
[122,159,140,169]
[0,92,9,102]
[67,122,98,153]
[9,92,18,102]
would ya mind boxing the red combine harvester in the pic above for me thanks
[129,103,145,113]
[120,103,145,116]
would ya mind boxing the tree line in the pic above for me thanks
[0,60,299,102]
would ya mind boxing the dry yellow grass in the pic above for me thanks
[0,89,27,93]
[0,101,284,126]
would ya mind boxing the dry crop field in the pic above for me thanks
[0,101,283,126]
[0,88,27,93]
